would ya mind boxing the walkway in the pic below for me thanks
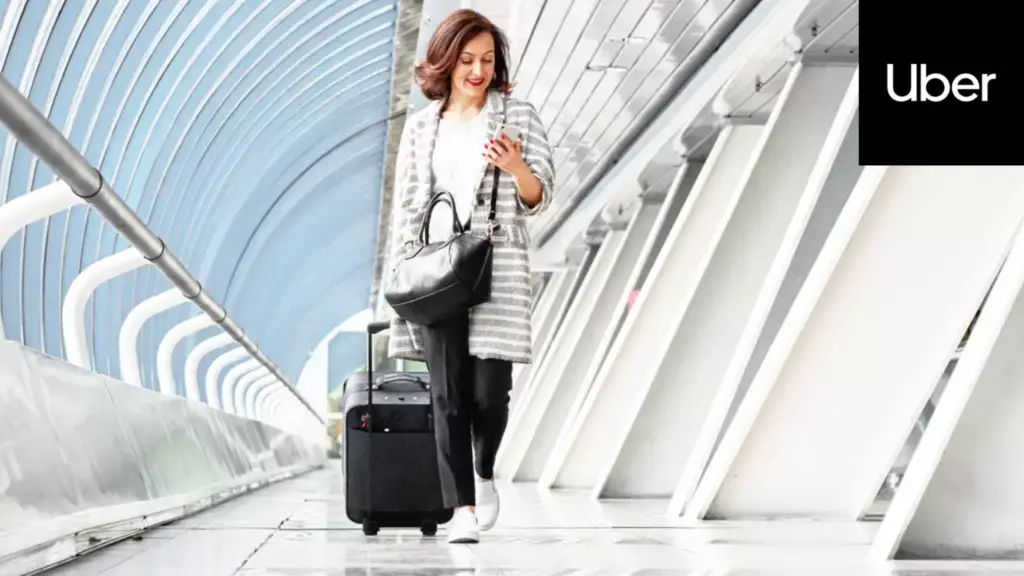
[46,463,1024,575]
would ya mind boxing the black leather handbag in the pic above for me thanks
[384,171,500,326]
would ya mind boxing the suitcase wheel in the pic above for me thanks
[362,520,379,536]
[421,519,438,536]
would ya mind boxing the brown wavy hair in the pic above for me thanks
[413,9,513,101]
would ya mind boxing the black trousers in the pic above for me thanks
[421,312,513,508]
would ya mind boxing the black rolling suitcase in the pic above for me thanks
[342,320,453,536]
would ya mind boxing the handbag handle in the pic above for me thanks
[415,164,504,245]
[417,190,463,245]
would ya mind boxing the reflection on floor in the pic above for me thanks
[46,462,1024,575]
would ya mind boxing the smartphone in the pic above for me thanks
[501,124,521,143]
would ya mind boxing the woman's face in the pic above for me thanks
[451,31,495,100]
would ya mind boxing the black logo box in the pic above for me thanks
[859,1,1019,166]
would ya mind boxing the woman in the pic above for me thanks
[386,9,554,544]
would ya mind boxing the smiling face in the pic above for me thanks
[450,31,495,101]
[415,9,511,102]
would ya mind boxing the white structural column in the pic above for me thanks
[684,163,1024,521]
[244,373,278,419]
[219,358,259,414]
[508,268,568,410]
[0,181,81,338]
[205,346,249,410]
[265,389,286,427]
[520,200,662,482]
[660,64,860,511]
[517,247,595,402]
[537,161,703,494]
[119,288,189,387]
[516,162,700,484]
[219,358,261,414]
[495,216,635,481]
[63,248,148,369]
[234,368,270,414]
[872,223,1024,561]
[519,269,570,372]
[541,124,764,492]
[530,0,819,268]
[156,315,215,396]
[184,332,234,403]
[255,382,283,421]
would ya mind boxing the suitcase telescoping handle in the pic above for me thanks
[365,320,389,521]
[366,320,389,404]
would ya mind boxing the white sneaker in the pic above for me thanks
[447,508,479,544]
[475,480,500,531]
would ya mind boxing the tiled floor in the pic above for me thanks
[45,463,1024,575]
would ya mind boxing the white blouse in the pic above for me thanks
[427,110,489,243]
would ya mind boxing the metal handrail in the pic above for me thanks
[0,75,324,426]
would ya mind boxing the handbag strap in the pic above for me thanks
[486,167,500,235]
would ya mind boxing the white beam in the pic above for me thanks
[288,306,376,421]
[0,181,81,338]
[515,250,595,414]
[495,225,631,480]
[184,332,233,403]
[255,382,282,422]
[533,0,814,266]
[509,268,568,411]
[665,63,860,512]
[230,362,266,412]
[553,161,703,496]
[205,346,249,410]
[541,123,764,492]
[265,391,285,427]
[119,288,188,387]
[872,226,1024,560]
[525,249,593,380]
[156,314,214,396]
[522,201,664,483]
[317,307,374,344]
[63,248,147,369]
[685,164,1024,521]
[220,358,261,415]
[243,373,278,419]
[518,161,701,486]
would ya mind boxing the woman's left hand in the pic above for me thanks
[484,133,528,176]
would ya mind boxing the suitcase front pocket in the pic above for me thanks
[345,428,446,514]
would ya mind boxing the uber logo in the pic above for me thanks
[886,64,997,103]
[860,0,1018,165]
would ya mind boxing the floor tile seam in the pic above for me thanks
[231,507,299,575]
[231,526,283,574]
[176,526,290,531]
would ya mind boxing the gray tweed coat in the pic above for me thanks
[385,90,555,364]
